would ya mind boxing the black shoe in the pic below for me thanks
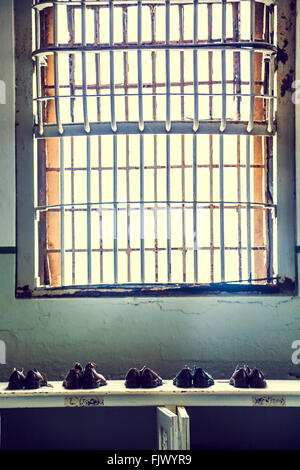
[24,369,48,389]
[140,367,163,388]
[229,364,250,388]
[173,366,193,388]
[63,363,84,389]
[7,368,26,390]
[248,367,267,388]
[192,367,214,388]
[82,362,107,389]
[125,367,144,388]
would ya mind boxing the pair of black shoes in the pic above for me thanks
[229,364,267,388]
[63,362,107,389]
[125,366,163,389]
[8,368,49,390]
[173,365,214,388]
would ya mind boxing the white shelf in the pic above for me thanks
[0,380,300,408]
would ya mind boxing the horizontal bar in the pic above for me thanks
[33,0,277,11]
[34,121,275,137]
[34,92,278,101]
[33,43,277,55]
[35,201,277,211]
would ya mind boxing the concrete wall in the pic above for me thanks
[0,0,300,450]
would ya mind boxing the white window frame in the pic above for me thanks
[15,0,297,297]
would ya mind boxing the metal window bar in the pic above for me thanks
[246,134,252,282]
[110,1,117,132]
[35,0,277,288]
[59,138,65,285]
[220,0,226,132]
[81,0,90,133]
[53,2,63,134]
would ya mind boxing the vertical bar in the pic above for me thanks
[193,135,198,283]
[179,4,186,282]
[246,135,252,282]
[268,54,275,133]
[247,0,255,133]
[233,3,242,281]
[220,0,226,132]
[95,6,103,283]
[53,2,63,134]
[208,3,213,120]
[151,5,159,283]
[166,135,171,282]
[165,0,171,132]
[193,0,198,132]
[208,4,214,282]
[266,136,273,280]
[113,135,118,283]
[140,135,145,282]
[269,2,275,45]
[137,0,144,131]
[81,0,90,133]
[71,138,75,284]
[110,2,117,132]
[237,135,242,281]
[247,49,255,133]
[60,139,65,286]
[35,8,44,136]
[219,135,225,282]
[86,135,92,284]
[122,6,131,283]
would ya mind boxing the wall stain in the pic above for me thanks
[280,70,295,97]
[275,39,289,71]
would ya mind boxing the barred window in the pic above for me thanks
[17,0,288,295]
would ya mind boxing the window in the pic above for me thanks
[16,0,296,296]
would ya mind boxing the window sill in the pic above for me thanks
[16,278,297,299]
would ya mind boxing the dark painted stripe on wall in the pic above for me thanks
[0,247,16,254]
